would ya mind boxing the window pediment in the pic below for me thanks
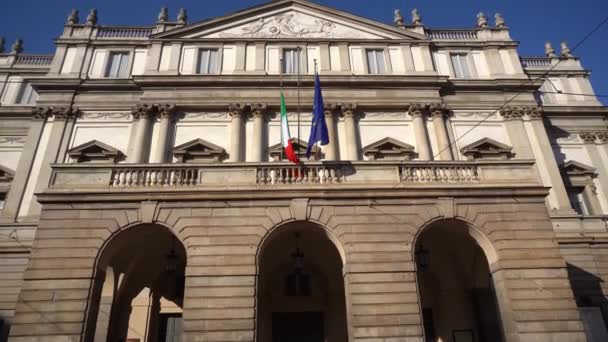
[67,140,124,163]
[0,165,15,191]
[561,160,597,178]
[460,138,513,160]
[363,137,415,161]
[269,138,323,161]
[173,139,227,163]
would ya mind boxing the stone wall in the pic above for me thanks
[9,193,587,342]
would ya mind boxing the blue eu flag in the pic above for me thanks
[306,73,330,159]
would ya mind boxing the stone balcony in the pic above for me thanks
[46,160,541,196]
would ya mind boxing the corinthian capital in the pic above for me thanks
[52,106,78,120]
[525,106,544,120]
[324,103,340,117]
[228,103,250,118]
[499,106,525,121]
[579,132,597,144]
[408,103,426,118]
[32,107,51,120]
[429,103,449,118]
[340,103,358,118]
[250,103,268,119]
[131,104,157,119]
[158,104,177,119]
[595,131,608,144]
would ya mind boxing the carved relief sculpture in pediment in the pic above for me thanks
[460,138,514,160]
[173,139,227,163]
[67,140,125,164]
[362,137,416,161]
[269,138,323,161]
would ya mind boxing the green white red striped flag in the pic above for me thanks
[280,91,299,164]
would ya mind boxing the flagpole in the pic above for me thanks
[280,58,284,162]
[314,59,320,162]
[297,46,301,162]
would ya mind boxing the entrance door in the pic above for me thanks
[272,312,324,342]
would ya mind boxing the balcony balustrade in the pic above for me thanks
[48,160,540,192]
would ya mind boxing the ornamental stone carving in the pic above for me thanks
[11,38,23,54]
[595,131,608,143]
[461,137,514,160]
[340,103,358,118]
[363,137,416,161]
[222,13,337,38]
[32,107,51,120]
[579,132,597,144]
[158,104,177,119]
[0,165,15,185]
[324,103,340,117]
[177,8,187,24]
[173,138,227,163]
[157,7,168,23]
[560,41,573,58]
[68,140,124,164]
[66,9,79,25]
[545,42,557,57]
[86,9,98,26]
[408,103,426,118]
[411,9,422,26]
[52,106,78,120]
[525,106,544,120]
[499,107,525,121]
[429,103,449,118]
[494,13,505,28]
[394,9,404,26]
[131,104,157,119]
[250,103,268,119]
[228,103,250,118]
[476,12,488,28]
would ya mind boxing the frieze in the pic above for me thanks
[81,112,131,120]
[451,112,499,121]
[363,112,408,119]
[0,136,26,146]
[183,112,229,120]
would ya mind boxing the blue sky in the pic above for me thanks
[1,0,606,104]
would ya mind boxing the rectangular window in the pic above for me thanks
[197,49,219,74]
[282,48,301,74]
[105,52,130,78]
[451,54,472,79]
[0,193,6,210]
[366,49,386,74]
[568,188,589,215]
[158,314,182,342]
[16,83,37,105]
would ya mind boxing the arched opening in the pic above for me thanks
[257,221,348,342]
[415,219,504,342]
[85,224,186,342]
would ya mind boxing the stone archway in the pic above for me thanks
[84,224,187,342]
[414,219,504,342]
[256,221,348,342]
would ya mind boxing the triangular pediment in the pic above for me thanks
[461,138,513,160]
[68,140,124,163]
[0,165,15,183]
[173,138,227,163]
[363,137,416,160]
[269,138,322,161]
[561,160,596,176]
[154,0,426,40]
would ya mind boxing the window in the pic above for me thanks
[568,188,590,215]
[366,49,386,74]
[0,193,5,210]
[197,49,219,74]
[282,48,301,74]
[158,314,182,342]
[105,52,130,78]
[451,54,472,79]
[16,83,37,105]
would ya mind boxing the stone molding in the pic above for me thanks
[172,138,227,163]
[362,137,416,161]
[67,140,124,164]
[131,103,177,120]
[460,137,514,160]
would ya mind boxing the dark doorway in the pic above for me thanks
[272,312,324,342]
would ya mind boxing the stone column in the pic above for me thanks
[500,107,534,159]
[28,107,77,216]
[0,108,49,220]
[409,103,430,160]
[580,132,608,214]
[129,104,156,163]
[228,104,246,162]
[250,104,268,162]
[151,104,176,163]
[526,108,574,214]
[341,104,359,161]
[429,103,453,161]
[324,104,340,161]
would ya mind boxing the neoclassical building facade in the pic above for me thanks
[0,0,607,341]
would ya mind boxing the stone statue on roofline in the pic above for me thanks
[11,38,23,54]
[86,9,98,26]
[411,8,422,26]
[394,9,404,26]
[66,9,79,25]
[177,8,188,24]
[560,41,573,58]
[476,12,488,28]
[545,42,557,57]
[494,13,505,27]
[158,7,168,23]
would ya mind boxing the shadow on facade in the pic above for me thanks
[566,262,608,339]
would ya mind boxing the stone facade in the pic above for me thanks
[0,0,607,341]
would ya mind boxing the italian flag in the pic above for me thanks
[280,91,299,164]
